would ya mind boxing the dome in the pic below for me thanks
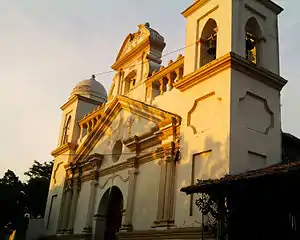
[71,75,107,103]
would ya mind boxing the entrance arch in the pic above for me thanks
[94,186,123,240]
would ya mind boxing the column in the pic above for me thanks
[121,167,139,231]
[79,125,83,140]
[82,173,98,234]
[159,79,164,94]
[66,177,81,234]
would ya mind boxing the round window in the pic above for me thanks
[112,140,123,162]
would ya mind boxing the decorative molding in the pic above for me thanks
[174,52,287,92]
[52,161,63,185]
[72,95,181,164]
[98,173,130,190]
[256,0,283,15]
[245,4,266,20]
[239,91,274,134]
[248,150,267,159]
[112,24,165,70]
[182,0,211,18]
[60,94,101,111]
[51,142,77,157]
[187,91,216,134]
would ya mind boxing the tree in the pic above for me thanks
[0,170,25,229]
[24,160,54,218]
[24,160,53,181]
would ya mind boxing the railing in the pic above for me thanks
[146,54,184,101]
[78,104,104,142]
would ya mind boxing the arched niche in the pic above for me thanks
[124,70,137,94]
[200,18,218,67]
[245,17,263,65]
[94,186,124,240]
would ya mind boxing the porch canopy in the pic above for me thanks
[181,161,300,240]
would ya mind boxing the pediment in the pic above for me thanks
[73,96,180,163]
[112,23,166,70]
[115,25,150,62]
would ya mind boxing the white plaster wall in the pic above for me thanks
[184,0,233,75]
[132,160,161,230]
[230,68,281,174]
[74,181,91,234]
[152,69,231,228]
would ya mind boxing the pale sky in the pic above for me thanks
[0,0,297,179]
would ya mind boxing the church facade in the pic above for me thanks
[44,0,287,239]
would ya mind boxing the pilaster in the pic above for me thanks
[82,171,99,234]
[121,136,140,231]
[153,142,176,228]
[59,185,73,233]
[67,179,81,233]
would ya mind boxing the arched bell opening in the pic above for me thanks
[94,186,124,240]
[200,18,218,68]
[245,17,263,65]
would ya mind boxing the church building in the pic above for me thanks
[44,0,287,239]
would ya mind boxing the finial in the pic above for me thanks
[91,74,96,80]
[144,22,150,28]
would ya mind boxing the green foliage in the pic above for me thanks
[24,160,53,181]
[0,160,53,229]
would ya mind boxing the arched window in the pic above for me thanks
[124,71,137,93]
[245,17,262,64]
[200,19,218,67]
[61,116,71,145]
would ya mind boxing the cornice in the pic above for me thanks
[174,52,287,92]
[60,94,102,111]
[111,39,149,70]
[182,0,211,18]
[51,142,77,157]
[182,0,283,18]
[257,0,283,15]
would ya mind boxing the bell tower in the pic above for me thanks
[44,76,107,235]
[180,0,287,174]
[183,0,283,75]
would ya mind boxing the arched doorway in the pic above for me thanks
[94,186,123,240]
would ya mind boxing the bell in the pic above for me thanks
[246,38,255,51]
[207,37,216,56]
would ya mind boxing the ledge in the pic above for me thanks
[182,0,211,18]
[51,142,77,157]
[174,52,287,92]
[61,94,102,111]
[117,227,214,240]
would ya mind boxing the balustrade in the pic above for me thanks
[146,54,184,101]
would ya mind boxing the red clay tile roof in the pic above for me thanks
[181,161,300,195]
